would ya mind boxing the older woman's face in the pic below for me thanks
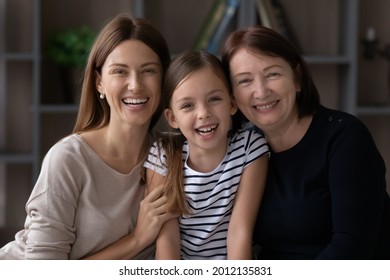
[229,48,300,133]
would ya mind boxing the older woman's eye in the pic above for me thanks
[266,72,281,79]
[235,78,252,86]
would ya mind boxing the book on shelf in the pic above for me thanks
[206,0,240,54]
[269,0,301,52]
[255,0,273,29]
[256,0,301,52]
[192,0,227,51]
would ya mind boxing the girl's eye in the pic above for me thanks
[180,103,193,110]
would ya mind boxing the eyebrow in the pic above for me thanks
[108,61,160,69]
[232,64,283,78]
[174,89,225,104]
[174,96,192,104]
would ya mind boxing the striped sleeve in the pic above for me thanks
[143,140,167,176]
[244,129,269,168]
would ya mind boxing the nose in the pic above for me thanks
[197,104,211,119]
[127,72,141,92]
[253,78,270,99]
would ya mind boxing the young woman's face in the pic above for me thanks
[96,39,162,129]
[229,48,300,134]
[165,66,237,152]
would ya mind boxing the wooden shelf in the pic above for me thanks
[39,104,79,113]
[357,106,390,116]
[303,54,352,64]
[0,153,34,163]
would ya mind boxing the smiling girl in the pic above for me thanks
[144,50,269,260]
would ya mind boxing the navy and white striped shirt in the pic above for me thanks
[144,128,269,259]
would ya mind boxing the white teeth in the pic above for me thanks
[122,97,148,105]
[255,101,277,110]
[197,124,217,133]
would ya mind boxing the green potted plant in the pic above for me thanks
[47,26,95,103]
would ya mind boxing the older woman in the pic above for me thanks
[222,26,390,259]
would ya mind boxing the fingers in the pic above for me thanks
[143,195,176,221]
[153,194,168,209]
[143,184,164,202]
[144,184,169,210]
[152,199,167,215]
[140,183,179,225]
[140,185,168,215]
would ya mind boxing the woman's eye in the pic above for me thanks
[235,78,252,86]
[209,96,222,103]
[266,72,281,79]
[142,67,157,74]
[112,69,126,75]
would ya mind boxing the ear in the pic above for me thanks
[164,108,179,129]
[230,98,238,116]
[95,70,103,93]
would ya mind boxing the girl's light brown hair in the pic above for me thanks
[160,50,241,214]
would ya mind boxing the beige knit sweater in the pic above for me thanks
[0,134,154,259]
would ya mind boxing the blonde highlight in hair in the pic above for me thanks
[160,133,189,214]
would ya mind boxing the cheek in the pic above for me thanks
[283,84,299,102]
[102,79,120,95]
[149,79,162,98]
[233,90,247,106]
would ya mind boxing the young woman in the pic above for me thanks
[222,25,390,259]
[0,15,174,260]
[144,50,269,260]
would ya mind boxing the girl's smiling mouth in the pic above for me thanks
[195,124,218,135]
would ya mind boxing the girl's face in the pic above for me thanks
[96,39,162,129]
[229,48,301,134]
[165,66,237,153]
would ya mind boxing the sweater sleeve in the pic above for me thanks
[317,120,387,259]
[23,140,83,259]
